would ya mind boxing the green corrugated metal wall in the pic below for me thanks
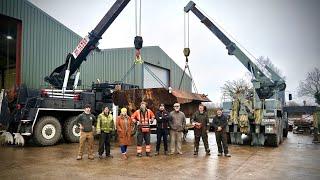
[0,0,192,92]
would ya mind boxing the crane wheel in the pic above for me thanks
[63,116,80,143]
[265,134,279,147]
[33,116,61,146]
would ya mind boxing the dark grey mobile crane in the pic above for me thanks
[184,1,288,146]
[0,0,140,146]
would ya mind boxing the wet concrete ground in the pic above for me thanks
[0,132,319,180]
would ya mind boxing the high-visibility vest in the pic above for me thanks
[131,109,155,125]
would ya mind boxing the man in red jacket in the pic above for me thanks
[131,101,155,157]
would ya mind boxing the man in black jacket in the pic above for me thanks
[212,108,231,157]
[155,104,170,155]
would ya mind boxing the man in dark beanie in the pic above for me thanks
[76,104,96,160]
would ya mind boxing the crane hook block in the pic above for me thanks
[183,48,190,57]
[134,36,143,50]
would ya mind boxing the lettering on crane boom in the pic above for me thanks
[72,35,90,59]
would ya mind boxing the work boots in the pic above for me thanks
[194,147,199,156]
[155,151,160,156]
[137,153,142,157]
[225,153,231,157]
[106,154,114,158]
[121,154,128,160]
[88,155,94,160]
[206,150,211,156]
[146,152,152,157]
[76,156,82,160]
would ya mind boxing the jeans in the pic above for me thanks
[120,145,128,154]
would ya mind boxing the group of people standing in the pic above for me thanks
[75,102,231,160]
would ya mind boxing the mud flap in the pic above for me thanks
[251,133,265,146]
[230,124,243,145]
[230,124,237,144]
[251,125,265,146]
[230,132,243,144]
[235,132,243,144]
[258,133,265,145]
[230,132,236,144]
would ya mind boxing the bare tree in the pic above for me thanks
[298,67,320,105]
[221,78,251,99]
[256,56,285,80]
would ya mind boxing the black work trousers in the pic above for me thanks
[98,132,111,156]
[215,131,228,154]
[194,128,209,152]
[156,128,168,152]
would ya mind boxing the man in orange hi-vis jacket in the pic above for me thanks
[131,101,155,157]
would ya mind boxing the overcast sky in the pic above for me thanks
[29,0,320,104]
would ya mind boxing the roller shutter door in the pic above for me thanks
[143,63,169,88]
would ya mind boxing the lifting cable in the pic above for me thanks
[119,0,143,83]
[120,0,166,88]
[134,0,143,64]
[120,62,136,82]
[120,62,168,88]
[179,12,198,93]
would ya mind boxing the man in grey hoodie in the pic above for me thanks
[169,103,186,155]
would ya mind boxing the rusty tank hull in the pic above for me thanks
[112,88,210,117]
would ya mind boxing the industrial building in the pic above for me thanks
[0,0,191,91]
